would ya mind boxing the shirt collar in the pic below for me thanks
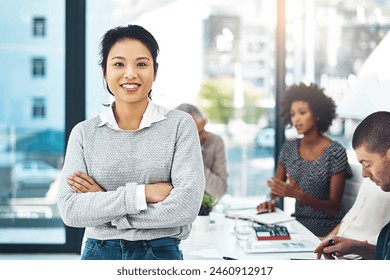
[98,99,168,130]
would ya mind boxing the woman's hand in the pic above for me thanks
[256,199,276,213]
[68,171,106,193]
[268,174,301,198]
[145,182,173,203]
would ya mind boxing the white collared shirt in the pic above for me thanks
[98,99,168,131]
[98,99,168,212]
[339,178,390,245]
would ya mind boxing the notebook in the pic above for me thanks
[225,209,296,225]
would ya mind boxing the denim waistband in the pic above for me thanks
[87,236,180,248]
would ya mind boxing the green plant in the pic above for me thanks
[198,78,265,125]
[198,78,234,124]
[198,193,218,216]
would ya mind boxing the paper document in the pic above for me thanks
[225,209,295,225]
[239,239,317,253]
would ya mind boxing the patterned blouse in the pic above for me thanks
[278,138,352,237]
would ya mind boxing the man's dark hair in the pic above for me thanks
[352,111,390,155]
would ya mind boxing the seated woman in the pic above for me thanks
[257,82,352,237]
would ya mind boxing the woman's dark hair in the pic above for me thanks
[280,82,336,133]
[99,24,159,97]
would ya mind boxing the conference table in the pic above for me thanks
[181,199,321,260]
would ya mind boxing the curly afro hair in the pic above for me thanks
[280,83,336,134]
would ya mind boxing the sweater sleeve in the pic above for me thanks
[57,123,140,227]
[114,115,205,230]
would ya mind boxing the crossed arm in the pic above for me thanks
[68,171,172,203]
[58,119,204,229]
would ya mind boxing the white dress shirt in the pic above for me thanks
[338,178,390,245]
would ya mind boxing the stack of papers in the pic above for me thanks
[225,209,296,225]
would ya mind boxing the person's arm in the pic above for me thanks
[61,117,204,230]
[256,163,286,212]
[114,115,205,229]
[57,124,142,228]
[269,141,349,216]
[314,235,376,260]
[203,135,228,199]
[269,170,346,216]
[68,172,172,204]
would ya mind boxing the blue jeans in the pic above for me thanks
[81,237,183,260]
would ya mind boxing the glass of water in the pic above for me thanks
[234,218,254,241]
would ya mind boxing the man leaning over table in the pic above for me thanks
[320,178,390,259]
[315,111,390,260]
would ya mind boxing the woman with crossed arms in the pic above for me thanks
[57,25,205,260]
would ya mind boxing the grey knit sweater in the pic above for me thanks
[57,109,205,241]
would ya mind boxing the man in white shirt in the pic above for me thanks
[315,111,390,260]
[322,178,390,259]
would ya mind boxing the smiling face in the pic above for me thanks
[105,38,155,106]
[355,145,390,192]
[290,101,318,135]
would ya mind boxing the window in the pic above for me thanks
[285,0,390,141]
[33,17,46,37]
[32,97,46,118]
[32,57,45,77]
[0,0,75,254]
[86,0,277,199]
[283,0,390,213]
[254,77,265,87]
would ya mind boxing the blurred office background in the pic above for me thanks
[0,0,389,254]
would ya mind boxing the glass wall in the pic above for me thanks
[85,0,390,206]
[86,0,277,201]
[0,0,66,247]
[285,0,390,148]
[283,0,390,211]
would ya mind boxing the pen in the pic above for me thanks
[328,237,336,256]
[223,256,237,260]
